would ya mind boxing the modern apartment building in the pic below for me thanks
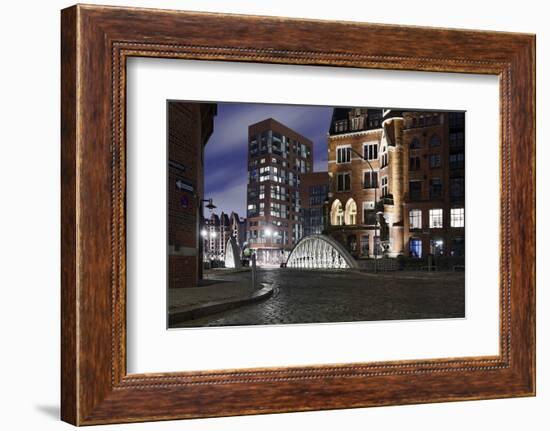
[299,172,330,236]
[246,118,313,265]
[326,107,465,261]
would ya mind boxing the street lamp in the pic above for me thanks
[348,147,379,273]
[202,198,216,211]
[199,198,216,278]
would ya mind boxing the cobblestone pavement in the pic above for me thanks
[169,269,255,311]
[173,268,465,327]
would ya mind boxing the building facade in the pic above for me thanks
[202,211,247,263]
[299,172,330,236]
[229,211,247,250]
[326,107,465,262]
[246,118,313,266]
[168,102,217,288]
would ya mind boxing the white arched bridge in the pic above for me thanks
[286,234,358,269]
[224,237,242,269]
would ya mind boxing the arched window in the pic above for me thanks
[344,198,357,225]
[330,199,344,226]
[410,137,421,149]
[430,134,441,147]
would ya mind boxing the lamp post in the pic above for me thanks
[349,147,379,273]
[199,198,216,278]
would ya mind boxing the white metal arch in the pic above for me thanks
[286,234,358,269]
[224,237,242,268]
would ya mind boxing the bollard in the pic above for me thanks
[251,254,257,288]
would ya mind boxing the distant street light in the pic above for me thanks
[200,229,208,238]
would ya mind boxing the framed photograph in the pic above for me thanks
[61,4,536,425]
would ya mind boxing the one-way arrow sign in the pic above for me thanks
[175,179,194,192]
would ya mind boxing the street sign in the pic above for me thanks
[175,179,194,192]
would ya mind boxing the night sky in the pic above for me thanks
[203,102,334,218]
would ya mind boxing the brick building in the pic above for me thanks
[168,102,217,288]
[326,107,465,261]
[202,211,247,262]
[299,172,330,236]
[246,118,313,266]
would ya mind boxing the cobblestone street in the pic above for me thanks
[172,268,465,327]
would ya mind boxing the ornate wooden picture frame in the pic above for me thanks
[61,4,535,425]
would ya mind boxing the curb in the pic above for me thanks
[168,283,274,326]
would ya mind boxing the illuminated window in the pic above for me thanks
[409,238,422,258]
[451,208,465,227]
[409,209,422,229]
[331,200,344,226]
[429,209,443,228]
[430,238,444,255]
[344,199,357,225]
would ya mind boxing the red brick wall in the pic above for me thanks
[168,102,214,288]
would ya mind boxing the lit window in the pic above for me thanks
[409,238,422,258]
[429,209,443,228]
[451,208,465,227]
[331,200,344,225]
[409,209,422,229]
[345,199,357,225]
[336,146,352,163]
[430,238,444,255]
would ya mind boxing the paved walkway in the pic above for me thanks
[168,268,274,326]
[172,268,465,328]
